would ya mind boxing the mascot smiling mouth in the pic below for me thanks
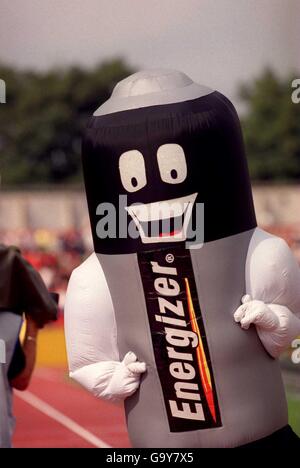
[126,193,198,244]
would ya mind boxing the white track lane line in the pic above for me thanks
[16,390,112,448]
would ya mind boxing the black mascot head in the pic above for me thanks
[82,70,256,254]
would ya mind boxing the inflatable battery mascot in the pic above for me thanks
[65,70,300,448]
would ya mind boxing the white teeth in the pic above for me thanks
[126,193,198,244]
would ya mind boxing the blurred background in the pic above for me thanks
[0,0,299,447]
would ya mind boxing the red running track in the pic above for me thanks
[13,368,131,448]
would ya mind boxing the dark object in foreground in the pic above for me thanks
[238,425,300,448]
[7,339,25,381]
[0,245,58,327]
[7,292,60,381]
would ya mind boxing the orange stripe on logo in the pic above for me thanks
[184,278,217,423]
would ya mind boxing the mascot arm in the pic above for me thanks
[234,228,300,358]
[64,254,146,403]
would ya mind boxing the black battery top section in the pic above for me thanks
[138,247,222,433]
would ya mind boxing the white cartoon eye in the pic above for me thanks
[119,150,147,193]
[157,144,187,184]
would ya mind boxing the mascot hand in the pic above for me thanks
[102,351,146,402]
[234,295,300,358]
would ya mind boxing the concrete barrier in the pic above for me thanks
[0,186,299,231]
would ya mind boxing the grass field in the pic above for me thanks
[288,395,300,436]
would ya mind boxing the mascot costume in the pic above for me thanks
[65,70,300,448]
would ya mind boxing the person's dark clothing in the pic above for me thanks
[0,245,57,328]
[238,425,300,448]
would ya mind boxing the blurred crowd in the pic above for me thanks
[0,228,93,311]
[0,225,300,313]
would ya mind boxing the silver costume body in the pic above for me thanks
[97,229,287,447]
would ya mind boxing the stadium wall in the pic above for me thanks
[0,186,300,231]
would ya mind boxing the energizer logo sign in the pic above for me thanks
[138,248,222,432]
[151,260,204,421]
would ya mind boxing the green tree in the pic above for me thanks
[239,69,300,181]
[0,59,134,186]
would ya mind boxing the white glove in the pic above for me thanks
[103,351,146,402]
[234,295,300,358]
[70,351,146,403]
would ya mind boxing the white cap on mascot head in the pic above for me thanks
[94,69,214,116]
